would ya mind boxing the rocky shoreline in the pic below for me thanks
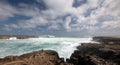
[0,36,120,65]
[67,43,120,65]
[0,35,37,39]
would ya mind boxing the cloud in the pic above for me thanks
[101,20,120,29]
[1,0,120,36]
[48,23,60,30]
[7,16,48,29]
[18,3,41,17]
[0,1,18,21]
[64,16,72,31]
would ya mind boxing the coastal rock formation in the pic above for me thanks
[0,35,37,39]
[0,50,72,65]
[93,36,120,44]
[67,43,120,65]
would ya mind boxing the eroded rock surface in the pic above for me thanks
[0,50,72,65]
[67,43,120,65]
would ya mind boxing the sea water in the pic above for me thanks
[0,37,92,58]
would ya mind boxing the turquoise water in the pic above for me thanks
[0,37,92,58]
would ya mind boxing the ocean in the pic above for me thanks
[0,37,92,58]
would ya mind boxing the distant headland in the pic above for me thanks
[0,35,38,39]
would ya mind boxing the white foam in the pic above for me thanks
[8,37,17,40]
[0,37,92,58]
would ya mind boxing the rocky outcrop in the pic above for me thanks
[93,36,120,44]
[67,43,120,65]
[66,50,96,65]
[0,50,72,65]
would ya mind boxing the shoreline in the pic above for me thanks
[0,36,120,65]
[0,43,119,65]
[0,35,38,39]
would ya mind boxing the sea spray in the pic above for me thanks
[0,37,92,58]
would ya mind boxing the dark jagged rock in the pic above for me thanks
[68,43,120,65]
[67,50,96,65]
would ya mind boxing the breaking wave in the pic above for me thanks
[0,37,92,58]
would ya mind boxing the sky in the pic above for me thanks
[0,0,120,37]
